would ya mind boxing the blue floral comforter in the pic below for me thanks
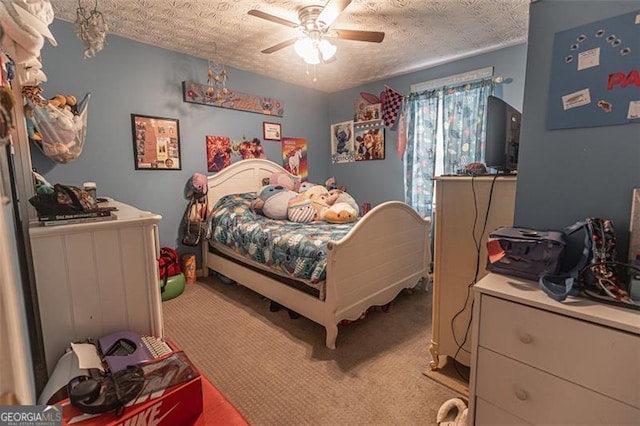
[209,193,355,286]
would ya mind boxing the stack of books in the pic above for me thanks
[38,207,117,226]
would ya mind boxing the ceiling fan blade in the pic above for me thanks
[261,38,297,54]
[317,0,351,27]
[333,29,385,43]
[248,9,299,28]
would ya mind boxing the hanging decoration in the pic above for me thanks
[205,45,230,101]
[75,0,109,58]
[28,93,91,164]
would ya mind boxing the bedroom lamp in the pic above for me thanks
[294,31,336,65]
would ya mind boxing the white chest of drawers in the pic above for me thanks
[469,273,640,425]
[29,199,163,374]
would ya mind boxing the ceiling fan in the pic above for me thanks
[248,0,385,64]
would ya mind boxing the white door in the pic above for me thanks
[0,145,35,405]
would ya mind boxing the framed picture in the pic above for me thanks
[330,120,355,164]
[263,121,282,141]
[131,114,181,170]
[354,125,385,161]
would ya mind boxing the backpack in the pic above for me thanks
[158,247,181,292]
[540,218,639,310]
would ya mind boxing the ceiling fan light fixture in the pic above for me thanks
[294,35,335,65]
[294,37,314,58]
[304,47,321,65]
[318,38,336,61]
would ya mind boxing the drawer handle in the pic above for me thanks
[515,389,529,401]
[519,333,533,344]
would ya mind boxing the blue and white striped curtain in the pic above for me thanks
[441,79,494,174]
[401,90,439,218]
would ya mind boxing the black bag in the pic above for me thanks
[29,183,97,216]
[540,218,639,310]
[486,227,566,281]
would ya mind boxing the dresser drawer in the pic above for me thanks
[476,348,640,424]
[478,295,640,408]
[475,397,531,425]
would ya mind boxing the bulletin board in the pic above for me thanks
[131,114,181,170]
[547,10,640,130]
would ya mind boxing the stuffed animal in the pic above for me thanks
[296,181,316,193]
[329,189,359,217]
[303,185,340,221]
[187,172,208,199]
[269,172,297,191]
[323,202,358,224]
[287,195,315,223]
[252,185,297,220]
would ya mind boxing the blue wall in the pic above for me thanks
[326,43,528,207]
[36,20,529,256]
[35,20,330,252]
[515,1,639,261]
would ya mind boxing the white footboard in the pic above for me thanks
[202,159,431,349]
[322,201,431,346]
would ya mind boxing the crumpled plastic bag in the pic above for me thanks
[29,93,90,164]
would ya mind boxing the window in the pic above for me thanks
[401,79,494,218]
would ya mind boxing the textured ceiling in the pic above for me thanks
[51,0,531,93]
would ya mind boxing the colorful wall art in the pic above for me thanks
[183,81,284,117]
[330,121,355,164]
[282,137,308,179]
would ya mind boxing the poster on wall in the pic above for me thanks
[547,10,640,130]
[206,135,231,172]
[131,114,181,170]
[330,121,355,164]
[354,124,385,161]
[282,137,307,179]
[234,138,266,160]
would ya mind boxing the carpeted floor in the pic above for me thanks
[162,275,465,425]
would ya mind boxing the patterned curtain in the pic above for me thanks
[401,90,439,218]
[442,80,494,174]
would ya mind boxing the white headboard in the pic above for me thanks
[206,159,298,206]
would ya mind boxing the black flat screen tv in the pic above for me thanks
[485,95,521,174]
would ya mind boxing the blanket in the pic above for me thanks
[210,193,356,284]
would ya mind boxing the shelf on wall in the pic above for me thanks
[354,119,384,129]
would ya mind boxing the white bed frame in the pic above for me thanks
[202,159,431,349]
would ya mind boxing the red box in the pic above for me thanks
[61,352,203,425]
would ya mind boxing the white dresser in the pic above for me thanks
[429,175,516,369]
[469,273,640,425]
[29,200,163,374]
